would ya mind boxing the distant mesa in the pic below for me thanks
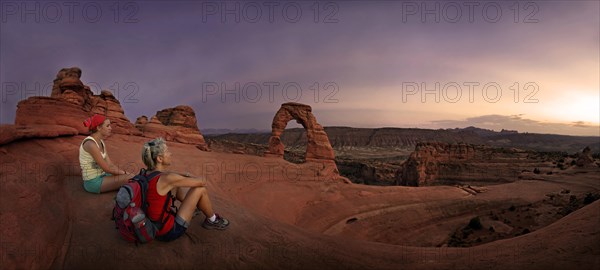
[1,67,207,149]
[212,125,599,155]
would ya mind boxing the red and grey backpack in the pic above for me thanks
[112,169,171,244]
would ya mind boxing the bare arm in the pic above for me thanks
[104,148,113,166]
[160,172,207,190]
[83,140,126,175]
[102,142,126,173]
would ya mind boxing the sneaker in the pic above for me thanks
[202,213,230,230]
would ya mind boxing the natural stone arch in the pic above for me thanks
[264,102,335,161]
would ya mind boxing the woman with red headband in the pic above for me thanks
[79,114,133,193]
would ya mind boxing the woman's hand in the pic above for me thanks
[108,164,127,175]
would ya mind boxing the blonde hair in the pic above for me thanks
[142,137,167,170]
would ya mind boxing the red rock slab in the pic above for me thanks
[0,124,78,145]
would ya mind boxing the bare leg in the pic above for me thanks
[175,187,189,201]
[176,187,215,222]
[100,173,134,193]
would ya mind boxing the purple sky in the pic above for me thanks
[1,1,599,136]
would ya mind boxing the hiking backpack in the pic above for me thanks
[112,169,171,244]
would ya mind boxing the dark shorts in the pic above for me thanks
[156,215,189,242]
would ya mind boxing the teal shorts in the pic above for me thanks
[83,173,111,194]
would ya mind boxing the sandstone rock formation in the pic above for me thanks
[51,67,92,110]
[155,106,200,130]
[576,146,595,167]
[10,67,217,148]
[51,67,84,97]
[399,142,476,186]
[16,67,140,136]
[264,102,334,161]
[15,97,91,134]
[2,135,599,269]
[89,90,141,135]
[0,124,79,145]
[398,142,547,186]
[135,115,149,126]
[135,106,209,150]
[264,102,348,183]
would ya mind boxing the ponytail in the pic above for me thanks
[142,138,166,170]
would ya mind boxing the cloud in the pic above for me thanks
[429,115,600,136]
[1,1,598,139]
[571,121,596,128]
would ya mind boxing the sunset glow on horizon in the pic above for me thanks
[1,1,598,136]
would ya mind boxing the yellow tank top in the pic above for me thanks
[79,136,107,181]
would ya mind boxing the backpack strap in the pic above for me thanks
[141,170,172,230]
[155,191,174,230]
[140,170,162,212]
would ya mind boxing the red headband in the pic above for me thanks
[83,114,106,131]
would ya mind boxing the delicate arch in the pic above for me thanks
[265,102,334,161]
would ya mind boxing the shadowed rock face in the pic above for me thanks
[15,67,140,136]
[399,142,476,186]
[398,142,551,186]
